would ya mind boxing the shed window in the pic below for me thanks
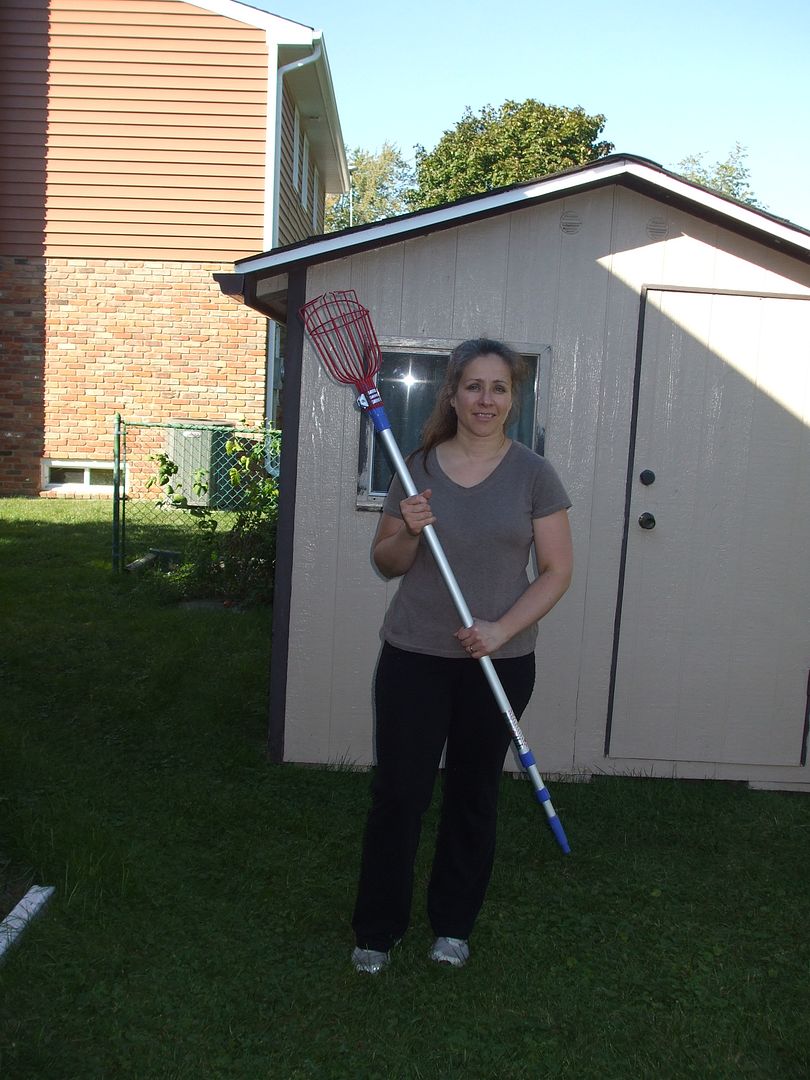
[357,345,550,508]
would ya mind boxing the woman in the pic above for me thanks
[351,338,573,973]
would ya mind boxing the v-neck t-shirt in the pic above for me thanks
[380,441,571,659]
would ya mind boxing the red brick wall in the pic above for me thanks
[0,257,46,494]
[0,255,268,496]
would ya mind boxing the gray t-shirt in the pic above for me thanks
[380,441,571,659]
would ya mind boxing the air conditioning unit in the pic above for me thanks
[165,423,245,510]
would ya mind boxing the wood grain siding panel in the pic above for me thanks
[38,0,270,259]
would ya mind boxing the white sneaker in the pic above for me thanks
[429,936,469,967]
[351,947,390,974]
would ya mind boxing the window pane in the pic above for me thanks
[49,467,84,484]
[370,351,539,496]
[89,469,115,486]
[372,352,446,494]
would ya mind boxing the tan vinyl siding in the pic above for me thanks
[0,2,48,255]
[3,0,270,260]
[278,81,323,247]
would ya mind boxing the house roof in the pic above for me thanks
[187,0,348,193]
[276,35,348,193]
[221,155,810,300]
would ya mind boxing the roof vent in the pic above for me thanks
[646,216,669,240]
[559,210,582,235]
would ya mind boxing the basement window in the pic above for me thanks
[356,343,551,509]
[43,460,116,492]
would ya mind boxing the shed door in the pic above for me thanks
[609,289,810,766]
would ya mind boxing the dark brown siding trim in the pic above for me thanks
[267,266,307,762]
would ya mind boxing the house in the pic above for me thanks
[216,154,810,792]
[0,0,348,497]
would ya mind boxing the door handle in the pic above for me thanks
[638,512,656,530]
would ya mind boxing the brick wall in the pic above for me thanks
[0,256,268,496]
[0,257,46,495]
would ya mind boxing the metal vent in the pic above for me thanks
[559,210,582,235]
[646,216,669,240]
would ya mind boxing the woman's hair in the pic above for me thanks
[418,338,529,461]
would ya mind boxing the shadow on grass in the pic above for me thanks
[1,499,809,1078]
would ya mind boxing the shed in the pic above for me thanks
[217,154,810,792]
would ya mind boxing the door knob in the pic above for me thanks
[638,512,656,530]
[640,469,656,486]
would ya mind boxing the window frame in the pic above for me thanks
[355,338,552,511]
[42,459,118,493]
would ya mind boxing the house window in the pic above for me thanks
[43,460,116,492]
[356,344,551,508]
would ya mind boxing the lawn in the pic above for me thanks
[1,497,809,1079]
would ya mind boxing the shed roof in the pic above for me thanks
[216,155,810,315]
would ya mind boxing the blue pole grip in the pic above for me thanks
[368,405,391,434]
[369,406,390,432]
[522,750,570,854]
[548,815,571,855]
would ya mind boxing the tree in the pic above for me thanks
[407,99,613,211]
[325,142,413,232]
[675,143,764,208]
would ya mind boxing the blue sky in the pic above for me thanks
[266,0,810,227]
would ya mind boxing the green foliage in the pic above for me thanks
[146,431,279,604]
[408,98,614,210]
[675,142,764,207]
[325,142,414,231]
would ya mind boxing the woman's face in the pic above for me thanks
[450,354,513,439]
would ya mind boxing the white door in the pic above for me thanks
[609,289,810,766]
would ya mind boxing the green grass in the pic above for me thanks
[1,497,809,1079]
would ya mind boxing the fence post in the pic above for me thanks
[112,413,122,572]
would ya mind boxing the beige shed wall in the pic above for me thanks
[280,186,810,789]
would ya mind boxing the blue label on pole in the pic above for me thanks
[369,405,391,433]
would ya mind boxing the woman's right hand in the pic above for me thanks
[400,489,436,537]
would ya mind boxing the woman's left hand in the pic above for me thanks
[455,620,507,659]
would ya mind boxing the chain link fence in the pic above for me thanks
[112,417,280,574]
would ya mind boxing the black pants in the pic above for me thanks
[351,643,536,952]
